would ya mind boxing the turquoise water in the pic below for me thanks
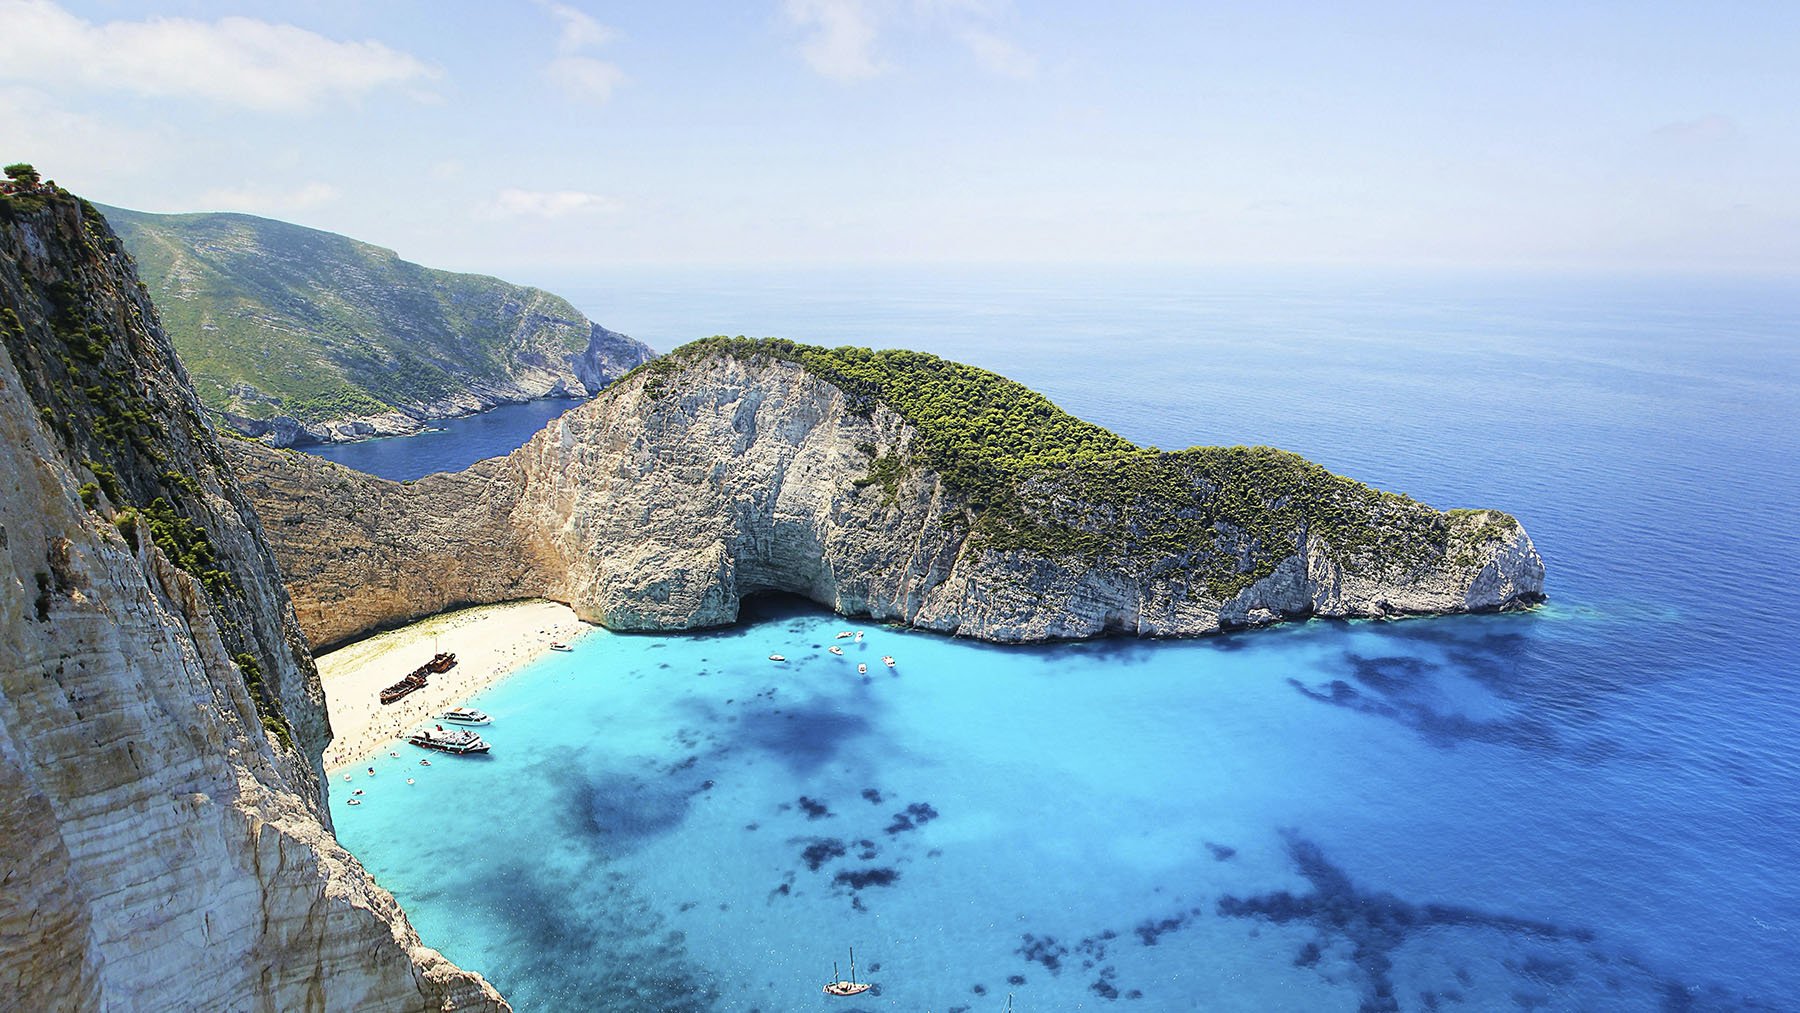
[325,269,1800,1010]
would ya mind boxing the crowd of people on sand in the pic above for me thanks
[321,608,584,772]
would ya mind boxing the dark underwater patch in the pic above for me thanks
[884,801,939,834]
[798,795,833,819]
[1346,653,1432,694]
[464,858,721,1012]
[1216,830,1595,1011]
[725,697,874,774]
[1016,933,1069,974]
[569,770,695,853]
[801,837,847,871]
[1134,915,1187,946]
[1287,668,1567,754]
[833,867,899,890]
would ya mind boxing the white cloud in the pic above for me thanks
[785,0,885,81]
[1652,114,1739,145]
[0,86,171,183]
[542,1,615,53]
[548,55,626,103]
[488,189,622,219]
[955,26,1035,79]
[782,0,1034,82]
[536,1,625,103]
[0,0,438,112]
[197,182,342,214]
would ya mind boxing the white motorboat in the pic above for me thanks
[437,707,492,726]
[407,726,491,755]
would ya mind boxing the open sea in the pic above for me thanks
[320,267,1800,1011]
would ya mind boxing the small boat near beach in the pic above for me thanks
[407,726,491,755]
[882,656,895,667]
[857,663,868,675]
[770,654,787,662]
[835,631,853,639]
[823,948,872,997]
[549,642,572,652]
[437,707,492,726]
[828,646,844,656]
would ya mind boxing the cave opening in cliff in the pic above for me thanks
[736,591,832,627]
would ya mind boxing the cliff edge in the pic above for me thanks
[0,179,507,1009]
[232,337,1543,651]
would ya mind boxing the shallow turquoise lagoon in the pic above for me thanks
[330,597,1780,1011]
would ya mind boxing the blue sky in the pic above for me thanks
[3,0,1797,275]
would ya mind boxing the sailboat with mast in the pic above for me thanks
[822,946,872,996]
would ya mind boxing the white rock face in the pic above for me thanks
[233,351,1544,651]
[0,195,507,1012]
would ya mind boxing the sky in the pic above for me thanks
[3,0,1798,276]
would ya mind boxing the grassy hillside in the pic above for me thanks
[100,204,646,425]
[636,337,1517,595]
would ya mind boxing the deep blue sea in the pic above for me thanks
[322,267,1800,1011]
[300,397,582,482]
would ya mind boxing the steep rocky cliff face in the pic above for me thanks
[232,339,1544,651]
[100,203,654,445]
[0,185,507,1010]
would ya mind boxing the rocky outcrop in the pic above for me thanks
[231,342,1544,651]
[0,185,507,1009]
[230,448,555,648]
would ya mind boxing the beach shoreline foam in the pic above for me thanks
[317,599,590,770]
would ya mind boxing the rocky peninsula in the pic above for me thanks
[100,203,655,446]
[233,337,1544,652]
[0,181,506,1009]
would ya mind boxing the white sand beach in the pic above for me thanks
[315,599,590,770]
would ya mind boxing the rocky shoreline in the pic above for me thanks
[220,321,648,446]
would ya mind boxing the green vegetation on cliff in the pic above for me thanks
[97,204,649,425]
[634,336,1519,597]
[1,185,291,745]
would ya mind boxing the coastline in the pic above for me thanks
[316,599,590,770]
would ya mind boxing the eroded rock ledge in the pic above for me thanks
[231,339,1544,652]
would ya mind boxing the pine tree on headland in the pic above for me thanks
[3,163,41,188]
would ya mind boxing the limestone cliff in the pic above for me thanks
[231,338,1543,651]
[0,183,507,1009]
